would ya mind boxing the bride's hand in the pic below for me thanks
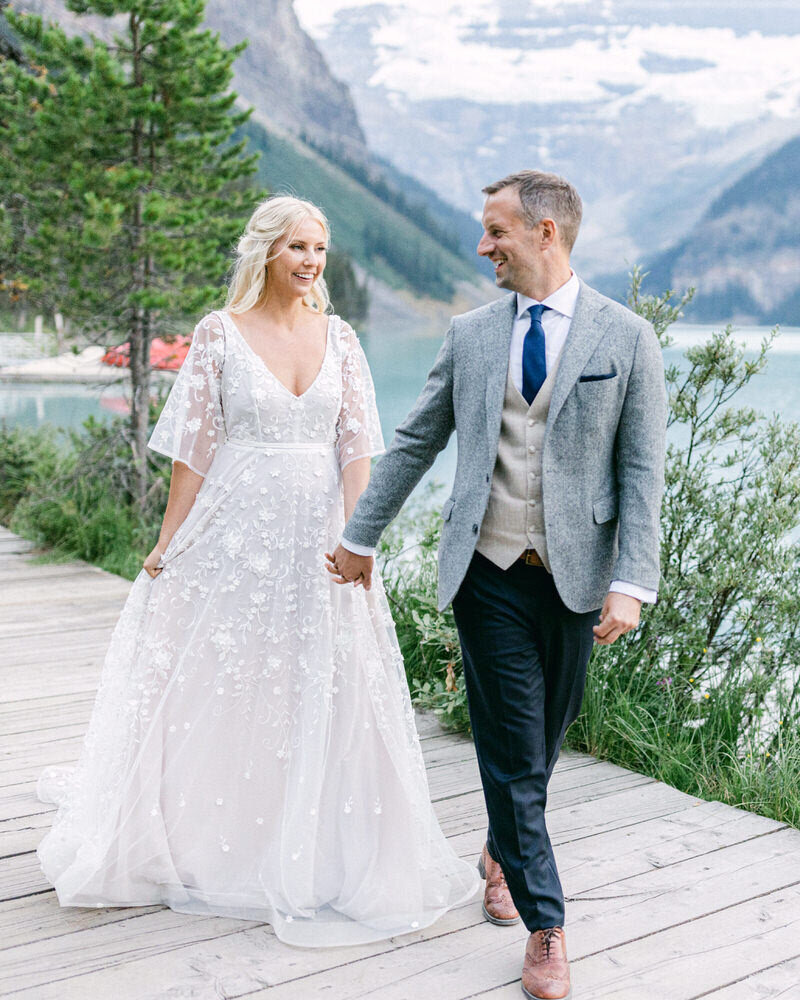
[143,543,165,578]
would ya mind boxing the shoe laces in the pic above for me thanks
[530,927,562,963]
[541,927,560,958]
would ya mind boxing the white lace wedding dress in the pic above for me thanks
[36,310,478,946]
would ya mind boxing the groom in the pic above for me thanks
[327,170,666,1000]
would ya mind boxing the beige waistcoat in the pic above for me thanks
[476,354,563,572]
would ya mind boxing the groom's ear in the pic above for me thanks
[539,218,557,249]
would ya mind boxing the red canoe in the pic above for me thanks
[102,336,192,371]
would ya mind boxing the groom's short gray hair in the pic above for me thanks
[483,170,583,252]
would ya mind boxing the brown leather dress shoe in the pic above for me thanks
[477,844,520,925]
[521,927,571,1000]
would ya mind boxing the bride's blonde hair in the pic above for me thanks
[226,195,332,314]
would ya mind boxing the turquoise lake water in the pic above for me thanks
[2,322,799,496]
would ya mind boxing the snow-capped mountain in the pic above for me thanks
[295,0,800,276]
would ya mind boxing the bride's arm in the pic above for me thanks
[143,460,204,577]
[342,456,371,522]
[331,456,372,589]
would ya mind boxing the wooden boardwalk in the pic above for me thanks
[1,524,799,999]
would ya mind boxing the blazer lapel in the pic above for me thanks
[482,294,517,447]
[547,280,610,426]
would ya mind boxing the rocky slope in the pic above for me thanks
[14,0,368,160]
[205,0,368,162]
[628,135,800,325]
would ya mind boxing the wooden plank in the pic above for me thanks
[0,560,121,581]
[414,711,446,739]
[0,696,94,734]
[0,538,35,555]
[0,691,96,716]
[0,631,113,664]
[1,758,76,792]
[0,789,57,824]
[704,956,800,998]
[0,812,53,859]
[0,575,129,602]
[0,908,261,997]
[448,800,786,890]
[433,775,671,843]
[0,724,87,751]
[0,723,87,749]
[1,671,104,704]
[0,851,49,903]
[1,911,466,999]
[4,828,800,998]
[0,574,130,602]
[0,746,596,798]
[566,883,800,1000]
[0,893,166,956]
[429,758,655,804]
[222,840,800,1000]
[0,606,125,637]
[545,780,690,843]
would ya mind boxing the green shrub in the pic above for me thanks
[0,422,60,522]
[5,414,172,579]
[379,484,471,732]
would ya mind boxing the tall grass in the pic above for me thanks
[1,416,171,579]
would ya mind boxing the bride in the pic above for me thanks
[36,195,478,946]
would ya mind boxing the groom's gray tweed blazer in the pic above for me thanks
[344,280,667,613]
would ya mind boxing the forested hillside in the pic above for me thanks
[241,120,477,300]
[633,135,800,324]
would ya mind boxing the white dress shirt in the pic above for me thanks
[342,272,657,605]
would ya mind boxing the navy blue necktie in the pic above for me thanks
[521,304,550,405]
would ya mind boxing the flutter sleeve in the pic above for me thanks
[147,312,226,477]
[335,319,385,472]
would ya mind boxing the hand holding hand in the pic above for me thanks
[593,592,641,645]
[324,544,373,590]
[143,543,165,579]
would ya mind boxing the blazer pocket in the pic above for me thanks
[579,371,617,382]
[441,497,455,521]
[593,492,619,524]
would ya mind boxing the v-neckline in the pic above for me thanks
[222,310,332,400]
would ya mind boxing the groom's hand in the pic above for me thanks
[324,544,373,590]
[593,592,642,645]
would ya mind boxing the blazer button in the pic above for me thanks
[472,523,479,533]
[485,474,490,483]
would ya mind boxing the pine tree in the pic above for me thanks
[0,0,259,502]
[325,251,369,326]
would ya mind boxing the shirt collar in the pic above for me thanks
[516,271,580,320]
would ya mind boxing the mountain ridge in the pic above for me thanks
[296,0,800,281]
[598,134,800,325]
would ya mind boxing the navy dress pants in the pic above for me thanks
[451,551,599,931]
